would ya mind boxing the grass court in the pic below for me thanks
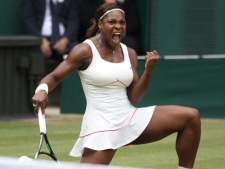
[0,114,225,169]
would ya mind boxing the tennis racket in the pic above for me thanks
[34,108,58,162]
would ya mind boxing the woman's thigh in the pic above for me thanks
[80,148,117,165]
[131,105,200,144]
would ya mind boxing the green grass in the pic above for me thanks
[0,115,225,169]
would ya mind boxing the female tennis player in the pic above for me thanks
[32,3,201,169]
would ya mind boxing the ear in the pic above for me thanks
[98,20,102,30]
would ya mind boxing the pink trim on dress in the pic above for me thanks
[85,78,128,87]
[79,108,138,138]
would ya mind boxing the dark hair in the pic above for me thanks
[86,3,123,38]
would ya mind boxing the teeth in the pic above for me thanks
[114,33,121,35]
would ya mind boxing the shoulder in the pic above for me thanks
[66,42,93,70]
[70,42,92,55]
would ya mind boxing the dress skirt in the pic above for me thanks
[70,105,156,157]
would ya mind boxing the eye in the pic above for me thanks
[120,20,126,25]
[108,20,116,25]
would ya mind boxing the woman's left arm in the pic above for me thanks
[127,48,160,104]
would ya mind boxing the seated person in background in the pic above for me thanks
[78,0,142,54]
[21,0,80,106]
[21,0,79,62]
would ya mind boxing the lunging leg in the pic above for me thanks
[131,105,201,168]
[80,148,117,165]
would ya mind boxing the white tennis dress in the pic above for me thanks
[69,39,155,157]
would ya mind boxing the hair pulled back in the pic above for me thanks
[86,3,123,38]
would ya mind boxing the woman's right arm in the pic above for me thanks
[32,43,92,113]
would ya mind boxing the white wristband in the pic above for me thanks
[35,83,48,95]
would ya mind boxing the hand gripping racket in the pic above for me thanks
[34,108,58,162]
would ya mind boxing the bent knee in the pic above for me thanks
[189,108,200,118]
[187,107,201,124]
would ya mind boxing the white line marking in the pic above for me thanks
[202,54,225,59]
[164,55,199,59]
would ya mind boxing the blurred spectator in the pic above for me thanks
[21,0,80,106]
[79,0,141,54]
[21,0,79,62]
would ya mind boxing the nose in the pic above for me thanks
[115,23,122,29]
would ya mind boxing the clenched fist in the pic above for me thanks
[145,50,160,71]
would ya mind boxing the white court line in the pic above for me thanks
[163,55,199,59]
[202,54,225,59]
[138,56,145,60]
[0,156,153,169]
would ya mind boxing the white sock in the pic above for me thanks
[178,167,192,169]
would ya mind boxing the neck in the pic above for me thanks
[97,34,118,54]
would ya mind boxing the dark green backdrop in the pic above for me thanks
[149,0,225,55]
[0,0,23,36]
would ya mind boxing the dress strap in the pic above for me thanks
[83,39,101,61]
[120,43,130,63]
[83,39,95,49]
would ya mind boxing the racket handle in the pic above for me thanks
[38,107,46,133]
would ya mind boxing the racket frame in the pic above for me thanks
[34,108,58,162]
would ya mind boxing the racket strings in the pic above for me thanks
[36,152,55,161]
[35,134,58,162]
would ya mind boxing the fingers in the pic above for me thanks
[41,107,46,116]
[145,50,160,60]
[32,92,48,115]
[32,101,47,115]
[40,45,52,57]
[53,42,67,54]
[145,50,160,69]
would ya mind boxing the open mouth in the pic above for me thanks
[112,33,121,42]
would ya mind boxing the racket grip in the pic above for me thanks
[38,107,46,133]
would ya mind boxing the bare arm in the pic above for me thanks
[32,43,92,113]
[127,48,160,104]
